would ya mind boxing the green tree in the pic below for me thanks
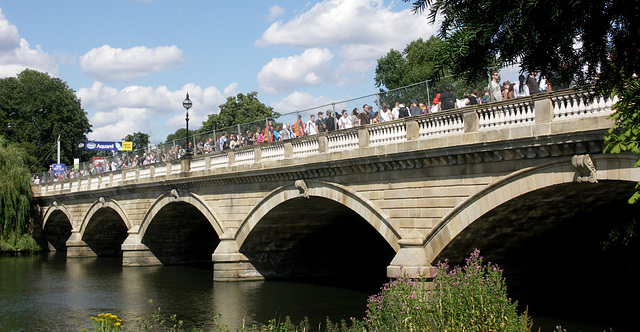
[200,92,280,132]
[0,69,92,171]
[123,132,150,152]
[405,0,639,195]
[0,136,39,252]
[375,36,486,105]
[165,128,196,143]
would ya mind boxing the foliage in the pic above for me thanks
[374,36,486,105]
[356,249,530,331]
[200,92,279,133]
[0,69,92,171]
[123,132,151,152]
[0,232,40,252]
[404,0,640,201]
[165,128,197,144]
[0,136,39,252]
[604,77,640,202]
[84,313,124,332]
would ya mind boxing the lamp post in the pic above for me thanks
[182,93,192,156]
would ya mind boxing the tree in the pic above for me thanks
[165,128,196,144]
[0,136,39,252]
[405,0,639,196]
[200,92,280,132]
[123,132,150,152]
[375,37,486,105]
[0,69,92,172]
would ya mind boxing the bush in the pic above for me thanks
[0,233,40,252]
[358,249,531,331]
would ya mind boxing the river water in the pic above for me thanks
[0,253,633,331]
[0,253,373,331]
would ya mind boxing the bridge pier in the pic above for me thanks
[121,228,162,266]
[387,238,434,279]
[212,230,263,281]
[66,230,97,258]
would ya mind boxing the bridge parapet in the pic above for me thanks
[33,87,616,197]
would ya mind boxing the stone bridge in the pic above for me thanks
[32,87,638,282]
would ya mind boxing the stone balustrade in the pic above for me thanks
[34,87,617,196]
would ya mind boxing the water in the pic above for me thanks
[0,253,373,331]
[0,253,633,332]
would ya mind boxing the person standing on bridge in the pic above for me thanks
[325,110,336,131]
[338,109,353,129]
[316,111,327,133]
[490,71,503,102]
[527,71,539,95]
[293,114,305,137]
[306,114,319,135]
[264,120,275,142]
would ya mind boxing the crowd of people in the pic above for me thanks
[34,71,553,184]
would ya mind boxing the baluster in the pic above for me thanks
[552,96,561,118]
[577,93,587,116]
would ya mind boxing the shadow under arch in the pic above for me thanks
[40,203,73,250]
[77,198,131,256]
[235,180,400,251]
[424,153,640,263]
[138,190,224,240]
[138,190,223,265]
[235,180,399,285]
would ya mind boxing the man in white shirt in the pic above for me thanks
[338,109,353,129]
[305,114,319,135]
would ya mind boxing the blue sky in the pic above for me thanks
[0,0,444,143]
[1,1,520,144]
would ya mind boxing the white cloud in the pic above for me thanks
[267,5,285,21]
[0,9,58,77]
[254,0,436,95]
[78,81,237,142]
[270,91,333,113]
[256,0,431,50]
[257,48,336,94]
[79,45,184,82]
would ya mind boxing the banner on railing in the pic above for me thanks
[81,141,133,151]
[51,164,65,176]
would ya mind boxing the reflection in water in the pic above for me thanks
[1,253,630,331]
[0,253,373,331]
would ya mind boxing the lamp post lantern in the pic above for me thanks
[182,93,192,156]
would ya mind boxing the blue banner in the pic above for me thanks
[84,141,130,151]
[51,164,65,176]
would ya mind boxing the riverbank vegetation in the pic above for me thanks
[84,249,531,331]
[0,136,40,253]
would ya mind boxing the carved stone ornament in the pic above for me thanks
[572,154,598,183]
[170,189,180,200]
[98,197,106,206]
[294,179,309,198]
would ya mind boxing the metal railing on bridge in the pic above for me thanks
[32,86,617,192]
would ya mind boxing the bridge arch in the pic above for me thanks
[78,198,132,236]
[137,189,223,265]
[235,179,401,251]
[138,189,224,240]
[424,153,640,263]
[41,202,74,250]
[42,202,73,230]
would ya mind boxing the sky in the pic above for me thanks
[0,0,453,144]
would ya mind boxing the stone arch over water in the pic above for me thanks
[138,190,223,264]
[77,198,131,256]
[41,203,73,250]
[235,180,399,282]
[235,179,400,251]
[424,153,640,263]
